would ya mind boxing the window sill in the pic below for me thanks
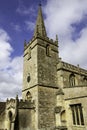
[72,125,85,128]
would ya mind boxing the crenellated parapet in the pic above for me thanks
[18,99,35,109]
[57,60,87,76]
[6,98,35,110]
[57,60,87,88]
[6,98,17,110]
[24,35,58,51]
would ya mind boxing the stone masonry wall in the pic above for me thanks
[38,86,57,130]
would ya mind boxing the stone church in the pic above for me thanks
[0,4,87,130]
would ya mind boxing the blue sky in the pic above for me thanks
[0,0,87,100]
[0,0,46,58]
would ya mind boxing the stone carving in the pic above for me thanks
[55,106,62,113]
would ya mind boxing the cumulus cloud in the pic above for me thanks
[59,27,87,68]
[11,23,21,32]
[0,29,23,101]
[1,0,87,101]
[44,0,87,69]
[16,6,35,15]
[16,0,35,16]
[25,21,35,31]
[0,29,13,69]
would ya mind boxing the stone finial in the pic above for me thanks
[6,98,9,102]
[56,34,58,42]
[56,34,59,45]
[77,64,79,67]
[39,0,42,6]
[16,94,18,100]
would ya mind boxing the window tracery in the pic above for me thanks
[26,91,32,101]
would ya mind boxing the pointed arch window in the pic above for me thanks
[26,91,32,101]
[8,111,13,121]
[46,44,50,56]
[69,73,75,87]
[83,76,87,85]
[61,110,66,122]
[8,111,13,130]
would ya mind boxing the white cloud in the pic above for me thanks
[59,27,87,68]
[44,0,87,69]
[44,0,87,37]
[11,23,21,32]
[0,29,23,101]
[16,0,35,16]
[0,29,13,69]
[1,0,87,101]
[25,21,35,31]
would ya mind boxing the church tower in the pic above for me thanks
[22,4,59,130]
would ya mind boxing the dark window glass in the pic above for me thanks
[79,105,84,125]
[70,104,84,126]
[71,106,76,125]
[46,44,50,56]
[76,105,80,125]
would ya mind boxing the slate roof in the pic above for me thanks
[0,102,6,115]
